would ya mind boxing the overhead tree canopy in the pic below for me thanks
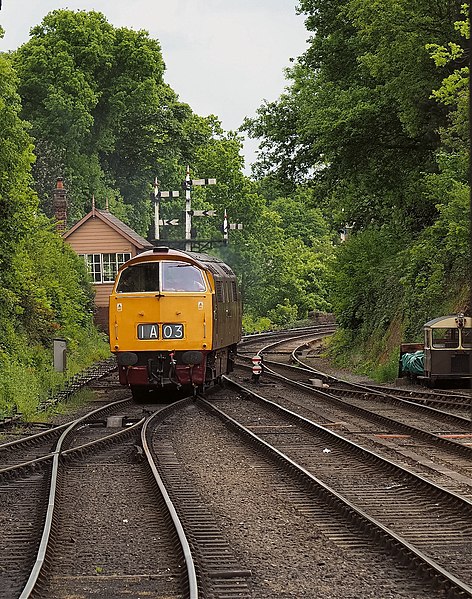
[13,10,218,233]
[245,0,465,234]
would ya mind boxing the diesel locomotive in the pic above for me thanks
[109,247,242,399]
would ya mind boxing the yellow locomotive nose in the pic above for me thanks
[108,246,242,397]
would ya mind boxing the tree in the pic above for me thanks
[245,0,465,234]
[0,28,106,417]
[13,10,213,234]
[0,29,37,276]
[398,4,470,334]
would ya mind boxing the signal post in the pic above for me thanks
[151,165,242,251]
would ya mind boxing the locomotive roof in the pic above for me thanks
[128,247,236,278]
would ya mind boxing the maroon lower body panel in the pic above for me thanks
[118,362,206,387]
[115,346,234,393]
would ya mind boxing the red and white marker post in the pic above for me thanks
[251,355,263,383]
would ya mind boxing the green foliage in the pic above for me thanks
[0,213,110,418]
[246,1,469,380]
[0,45,37,274]
[242,314,273,334]
[267,300,299,328]
[0,327,109,420]
[221,202,333,324]
[14,218,95,340]
[246,0,464,233]
[325,323,400,383]
[330,227,405,334]
[268,188,332,246]
[0,30,109,418]
[394,2,470,339]
[13,9,212,234]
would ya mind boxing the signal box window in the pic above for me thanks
[86,254,101,282]
[103,253,130,282]
[80,253,131,284]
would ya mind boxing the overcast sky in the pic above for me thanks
[0,1,309,174]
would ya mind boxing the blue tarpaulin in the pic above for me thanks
[401,351,424,375]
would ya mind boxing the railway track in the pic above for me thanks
[232,360,472,498]
[0,399,196,598]
[0,393,258,598]
[239,323,336,356]
[2,325,470,597]
[203,381,472,597]
[289,339,472,417]
[145,399,252,599]
[235,330,472,492]
[143,394,445,598]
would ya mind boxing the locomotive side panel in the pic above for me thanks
[212,277,241,350]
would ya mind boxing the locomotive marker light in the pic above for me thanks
[251,354,263,384]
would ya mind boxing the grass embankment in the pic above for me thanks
[325,328,400,383]
[0,325,110,421]
[326,294,469,384]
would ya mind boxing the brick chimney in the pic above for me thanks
[53,177,67,233]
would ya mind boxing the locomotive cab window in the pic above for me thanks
[162,262,206,292]
[431,327,459,349]
[116,262,160,293]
